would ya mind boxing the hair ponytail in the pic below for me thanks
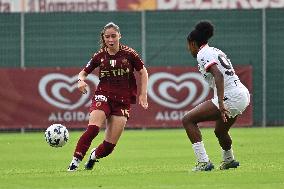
[187,21,214,47]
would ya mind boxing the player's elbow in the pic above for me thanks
[139,67,148,77]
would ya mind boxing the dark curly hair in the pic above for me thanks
[187,21,214,47]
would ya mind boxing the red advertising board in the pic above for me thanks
[116,0,283,11]
[130,66,253,128]
[0,66,252,129]
[116,0,157,11]
[1,0,283,13]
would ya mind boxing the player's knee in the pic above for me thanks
[84,125,100,140]
[182,113,195,127]
[181,116,188,127]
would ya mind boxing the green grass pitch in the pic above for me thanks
[0,127,284,189]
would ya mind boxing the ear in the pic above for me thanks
[119,34,122,39]
[190,41,197,48]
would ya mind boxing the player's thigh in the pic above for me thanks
[104,115,127,144]
[183,100,221,124]
[89,100,111,127]
[88,110,107,127]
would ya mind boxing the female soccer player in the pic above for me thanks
[182,21,250,171]
[68,22,149,171]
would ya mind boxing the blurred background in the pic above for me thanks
[0,0,283,130]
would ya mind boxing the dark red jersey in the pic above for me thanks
[83,44,144,104]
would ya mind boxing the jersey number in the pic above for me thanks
[218,54,235,76]
[121,109,130,118]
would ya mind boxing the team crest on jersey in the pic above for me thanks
[96,102,101,107]
[122,58,128,64]
[110,60,116,67]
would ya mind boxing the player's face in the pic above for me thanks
[103,27,121,50]
[187,41,198,58]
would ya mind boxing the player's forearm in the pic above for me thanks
[139,67,148,95]
[214,73,225,104]
[209,65,225,104]
[77,70,88,81]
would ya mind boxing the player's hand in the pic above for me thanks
[219,102,230,123]
[139,94,148,109]
[77,80,87,94]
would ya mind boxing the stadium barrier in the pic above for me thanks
[0,66,252,129]
[1,10,283,126]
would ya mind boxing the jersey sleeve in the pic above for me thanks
[83,52,101,74]
[130,50,144,71]
[198,50,217,72]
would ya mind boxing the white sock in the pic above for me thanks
[192,141,209,162]
[90,148,97,160]
[222,148,234,162]
[71,157,81,166]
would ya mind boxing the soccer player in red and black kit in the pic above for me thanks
[68,22,149,171]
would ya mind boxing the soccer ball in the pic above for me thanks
[45,124,69,147]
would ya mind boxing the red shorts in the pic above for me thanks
[89,94,131,119]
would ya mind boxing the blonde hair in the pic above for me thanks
[100,22,120,48]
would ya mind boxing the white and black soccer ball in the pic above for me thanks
[45,124,69,147]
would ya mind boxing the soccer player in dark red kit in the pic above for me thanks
[68,22,149,171]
